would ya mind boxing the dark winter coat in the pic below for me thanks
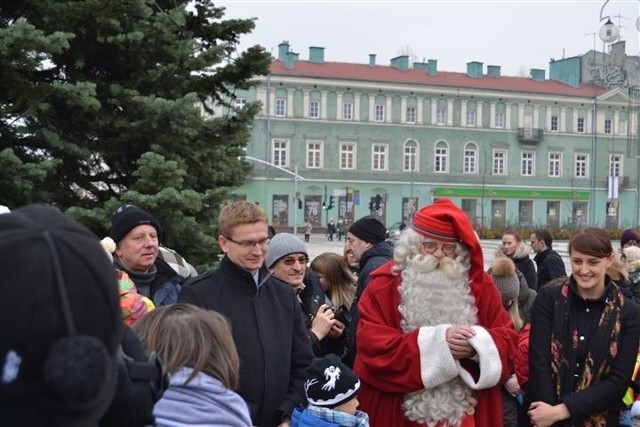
[178,256,313,426]
[344,240,394,367]
[510,242,538,291]
[533,247,567,287]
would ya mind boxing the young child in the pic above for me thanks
[291,354,369,426]
[133,304,251,426]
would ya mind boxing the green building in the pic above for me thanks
[226,41,639,232]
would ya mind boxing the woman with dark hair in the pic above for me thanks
[527,228,640,426]
[133,304,251,426]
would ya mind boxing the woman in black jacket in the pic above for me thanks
[499,231,538,291]
[527,228,640,426]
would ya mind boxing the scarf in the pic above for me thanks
[551,277,624,426]
[114,256,157,298]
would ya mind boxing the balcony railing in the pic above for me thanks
[517,127,543,143]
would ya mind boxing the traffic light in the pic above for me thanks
[298,199,302,209]
[328,195,335,210]
[374,194,382,210]
[322,202,327,210]
[368,201,374,212]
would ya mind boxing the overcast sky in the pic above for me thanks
[218,0,640,77]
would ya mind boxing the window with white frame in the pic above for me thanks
[619,118,628,135]
[604,119,612,134]
[575,154,588,178]
[306,140,322,169]
[492,150,506,175]
[403,140,418,172]
[342,102,353,121]
[521,151,535,176]
[234,97,247,109]
[463,142,478,174]
[548,152,562,177]
[436,101,446,125]
[375,104,385,122]
[550,115,558,131]
[372,144,388,171]
[495,110,505,128]
[340,142,356,170]
[577,117,585,133]
[466,104,476,127]
[272,139,288,167]
[275,99,286,117]
[406,107,416,124]
[609,154,622,177]
[309,100,320,119]
[434,141,449,173]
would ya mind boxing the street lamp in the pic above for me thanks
[599,0,619,43]
[244,156,306,235]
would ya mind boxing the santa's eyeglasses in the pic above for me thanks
[421,241,457,256]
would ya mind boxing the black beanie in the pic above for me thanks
[0,204,122,426]
[109,205,162,244]
[348,216,386,244]
[305,354,360,408]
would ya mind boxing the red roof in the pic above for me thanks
[270,59,607,98]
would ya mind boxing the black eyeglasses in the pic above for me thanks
[421,241,457,255]
[225,236,270,249]
[280,255,309,266]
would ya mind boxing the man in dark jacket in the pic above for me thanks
[108,205,196,306]
[178,201,312,426]
[530,229,567,287]
[343,216,393,367]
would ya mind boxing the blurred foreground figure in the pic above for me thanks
[0,205,122,426]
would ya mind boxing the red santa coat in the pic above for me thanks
[354,260,517,427]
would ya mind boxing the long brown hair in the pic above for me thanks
[133,304,240,389]
[310,252,357,309]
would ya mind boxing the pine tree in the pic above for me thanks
[0,0,271,267]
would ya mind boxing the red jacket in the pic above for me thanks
[354,260,517,427]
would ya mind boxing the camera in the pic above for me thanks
[333,305,351,325]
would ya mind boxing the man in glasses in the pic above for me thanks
[179,201,312,427]
[266,233,340,357]
[354,198,516,427]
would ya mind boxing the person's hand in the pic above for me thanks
[445,326,477,359]
[326,319,345,339]
[277,417,290,427]
[504,374,520,396]
[528,401,569,427]
[311,304,335,340]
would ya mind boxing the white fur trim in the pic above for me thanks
[456,326,502,390]
[417,325,459,389]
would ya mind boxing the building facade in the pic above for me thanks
[225,41,639,231]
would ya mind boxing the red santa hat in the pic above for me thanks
[412,199,484,284]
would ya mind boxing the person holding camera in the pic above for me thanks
[267,233,345,357]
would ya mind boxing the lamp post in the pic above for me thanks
[244,156,306,235]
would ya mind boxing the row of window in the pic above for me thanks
[271,138,624,178]
[263,97,628,135]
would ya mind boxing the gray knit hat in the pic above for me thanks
[265,233,308,268]
[490,257,520,305]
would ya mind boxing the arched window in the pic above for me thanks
[463,142,478,174]
[434,141,449,173]
[403,139,419,172]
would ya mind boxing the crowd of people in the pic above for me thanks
[3,199,640,427]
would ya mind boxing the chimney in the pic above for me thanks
[530,68,545,81]
[390,55,409,71]
[369,54,376,66]
[413,62,429,72]
[309,46,324,63]
[427,59,438,76]
[285,51,298,69]
[487,65,501,77]
[466,61,483,78]
[278,41,290,60]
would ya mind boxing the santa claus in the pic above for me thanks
[354,199,517,427]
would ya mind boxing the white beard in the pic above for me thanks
[399,254,478,427]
